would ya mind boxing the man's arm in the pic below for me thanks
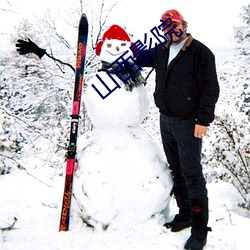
[196,48,220,127]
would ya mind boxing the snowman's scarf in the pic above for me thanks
[98,61,146,91]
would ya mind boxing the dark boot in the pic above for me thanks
[164,196,192,232]
[184,197,211,250]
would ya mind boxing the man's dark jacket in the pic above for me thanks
[141,34,220,126]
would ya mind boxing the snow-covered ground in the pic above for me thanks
[1,169,249,250]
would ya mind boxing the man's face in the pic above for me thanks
[163,21,187,45]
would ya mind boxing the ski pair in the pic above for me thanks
[59,14,88,231]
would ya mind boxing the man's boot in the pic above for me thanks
[164,195,192,232]
[184,197,211,250]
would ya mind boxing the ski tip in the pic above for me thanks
[80,13,88,27]
[80,13,88,21]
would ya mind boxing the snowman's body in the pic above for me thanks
[86,72,149,129]
[74,25,173,229]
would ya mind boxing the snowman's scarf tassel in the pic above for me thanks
[98,60,146,92]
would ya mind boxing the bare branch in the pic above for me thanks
[0,8,18,14]
[0,153,54,188]
[45,51,75,73]
[0,217,18,231]
[220,117,250,181]
[93,0,122,48]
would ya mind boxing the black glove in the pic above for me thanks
[16,38,46,59]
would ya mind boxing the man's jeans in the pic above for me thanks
[160,114,207,199]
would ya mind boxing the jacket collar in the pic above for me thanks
[181,34,193,51]
[162,33,193,50]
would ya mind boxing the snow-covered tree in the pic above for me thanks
[0,19,73,175]
[234,3,250,56]
[0,0,121,175]
[204,4,250,209]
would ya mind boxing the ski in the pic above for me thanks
[59,13,88,231]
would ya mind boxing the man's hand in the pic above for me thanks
[194,124,208,138]
[16,38,46,59]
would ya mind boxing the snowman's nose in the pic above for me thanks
[116,46,120,51]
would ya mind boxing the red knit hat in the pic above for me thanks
[161,9,185,23]
[96,25,131,56]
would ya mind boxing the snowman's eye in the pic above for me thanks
[121,43,126,46]
[107,43,112,48]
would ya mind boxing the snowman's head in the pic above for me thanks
[96,25,133,63]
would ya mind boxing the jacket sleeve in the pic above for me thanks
[135,46,156,68]
[196,48,220,126]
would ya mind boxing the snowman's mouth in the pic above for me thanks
[106,50,125,56]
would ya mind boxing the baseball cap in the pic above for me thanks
[161,9,185,23]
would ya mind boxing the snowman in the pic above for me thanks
[73,25,173,230]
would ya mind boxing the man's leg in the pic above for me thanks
[171,119,209,250]
[160,115,192,232]
[184,197,210,250]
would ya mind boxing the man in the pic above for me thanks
[140,9,219,250]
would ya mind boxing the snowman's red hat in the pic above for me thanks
[96,25,131,56]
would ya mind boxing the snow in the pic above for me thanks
[86,79,150,128]
[1,171,250,250]
[74,127,172,228]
